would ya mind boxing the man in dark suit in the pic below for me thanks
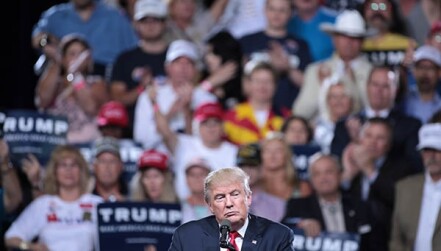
[282,153,373,251]
[331,65,423,172]
[340,117,419,251]
[168,167,295,251]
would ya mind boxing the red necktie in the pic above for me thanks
[229,231,240,251]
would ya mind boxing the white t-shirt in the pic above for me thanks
[5,194,103,251]
[133,81,217,150]
[173,134,238,200]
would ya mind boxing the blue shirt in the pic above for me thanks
[32,1,139,66]
[404,88,441,124]
[287,7,337,62]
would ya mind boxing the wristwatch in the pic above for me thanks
[19,240,30,250]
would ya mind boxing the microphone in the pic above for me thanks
[219,219,231,249]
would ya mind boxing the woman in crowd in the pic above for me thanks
[4,145,103,251]
[260,132,312,201]
[314,78,358,153]
[280,115,314,146]
[35,33,108,144]
[129,149,179,203]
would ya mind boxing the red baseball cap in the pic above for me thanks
[193,102,224,122]
[97,101,129,128]
[429,21,441,37]
[137,149,168,171]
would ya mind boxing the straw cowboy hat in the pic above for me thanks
[320,10,377,38]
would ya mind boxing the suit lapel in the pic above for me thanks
[201,216,225,251]
[242,215,262,251]
[410,176,424,235]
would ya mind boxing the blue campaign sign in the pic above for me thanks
[74,138,144,184]
[97,201,182,251]
[290,144,322,180]
[291,228,360,251]
[2,109,68,167]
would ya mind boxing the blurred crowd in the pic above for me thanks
[2,0,441,250]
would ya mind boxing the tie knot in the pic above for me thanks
[229,231,240,239]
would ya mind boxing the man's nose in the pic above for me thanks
[225,195,233,207]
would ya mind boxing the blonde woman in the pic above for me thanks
[130,149,178,203]
[314,77,360,153]
[260,132,312,201]
[5,145,103,251]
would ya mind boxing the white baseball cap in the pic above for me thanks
[416,123,441,151]
[165,39,199,64]
[413,45,441,67]
[134,0,168,21]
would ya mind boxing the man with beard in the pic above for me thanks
[389,123,441,251]
[360,0,416,67]
[403,45,441,124]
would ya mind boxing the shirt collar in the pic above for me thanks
[365,106,390,118]
[236,216,249,238]
[425,172,441,190]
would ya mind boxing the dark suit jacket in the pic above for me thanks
[344,154,419,251]
[168,214,295,251]
[281,194,373,251]
[330,109,423,172]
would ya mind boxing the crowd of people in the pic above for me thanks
[2,0,441,250]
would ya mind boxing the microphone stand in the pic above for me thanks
[220,239,237,251]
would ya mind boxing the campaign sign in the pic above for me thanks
[97,201,182,251]
[362,49,405,67]
[291,228,360,251]
[290,144,322,181]
[2,109,68,167]
[74,139,144,183]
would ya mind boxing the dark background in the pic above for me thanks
[4,0,68,111]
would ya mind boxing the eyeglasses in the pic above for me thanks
[370,2,387,11]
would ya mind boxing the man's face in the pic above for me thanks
[367,68,396,110]
[364,0,392,32]
[94,152,123,187]
[136,16,166,41]
[413,60,440,94]
[208,181,252,230]
[333,34,363,61]
[359,123,391,158]
[421,148,441,180]
[166,57,197,85]
[265,0,292,30]
[73,0,94,9]
[310,157,341,197]
[169,0,196,21]
[293,0,319,13]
